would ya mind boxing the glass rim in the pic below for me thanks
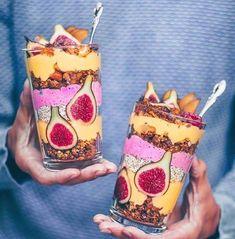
[135,102,206,129]
[22,43,99,52]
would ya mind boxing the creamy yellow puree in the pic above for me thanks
[37,115,102,143]
[153,181,183,215]
[129,113,204,144]
[27,49,101,81]
[127,168,183,215]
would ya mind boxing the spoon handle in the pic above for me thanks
[89,2,103,44]
[199,80,226,117]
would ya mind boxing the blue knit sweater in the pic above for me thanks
[0,0,235,238]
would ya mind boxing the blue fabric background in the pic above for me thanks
[0,0,235,238]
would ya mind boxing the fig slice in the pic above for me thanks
[144,82,160,103]
[35,35,49,45]
[25,37,45,56]
[46,106,78,150]
[114,168,131,204]
[163,89,180,109]
[135,152,172,197]
[66,75,97,125]
[50,24,80,47]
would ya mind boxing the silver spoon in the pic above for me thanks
[89,2,104,44]
[199,80,226,117]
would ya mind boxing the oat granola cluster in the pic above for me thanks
[115,197,166,227]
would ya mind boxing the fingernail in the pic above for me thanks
[123,230,133,238]
[100,228,111,234]
[68,173,80,181]
[107,165,117,173]
[95,169,107,177]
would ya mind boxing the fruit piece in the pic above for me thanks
[181,98,201,113]
[25,37,45,56]
[179,92,197,109]
[162,90,171,101]
[35,35,49,45]
[78,45,91,57]
[46,107,78,150]
[135,152,172,197]
[163,89,180,109]
[181,111,203,128]
[66,75,97,125]
[144,82,160,103]
[114,168,131,204]
[50,24,80,47]
[66,26,89,43]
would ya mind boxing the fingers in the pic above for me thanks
[23,150,117,185]
[20,79,33,111]
[94,214,164,239]
[189,156,207,184]
[93,214,113,224]
[66,160,117,185]
[20,149,81,185]
[165,218,200,239]
[100,159,118,173]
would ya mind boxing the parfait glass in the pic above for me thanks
[110,103,205,233]
[25,44,102,170]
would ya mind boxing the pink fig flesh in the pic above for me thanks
[49,123,74,147]
[70,94,94,123]
[137,168,166,195]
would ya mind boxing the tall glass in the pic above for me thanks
[110,103,205,233]
[25,44,102,170]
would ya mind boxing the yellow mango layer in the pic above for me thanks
[36,115,102,143]
[127,168,183,215]
[153,181,183,214]
[27,49,101,81]
[129,113,204,144]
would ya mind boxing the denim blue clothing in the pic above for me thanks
[0,0,235,238]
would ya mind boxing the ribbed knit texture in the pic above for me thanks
[0,0,235,238]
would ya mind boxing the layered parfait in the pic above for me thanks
[110,82,205,231]
[25,24,102,169]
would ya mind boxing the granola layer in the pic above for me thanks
[31,69,99,90]
[131,129,197,154]
[115,197,166,227]
[44,137,100,161]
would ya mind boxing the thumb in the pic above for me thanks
[16,79,34,127]
[20,79,33,111]
[190,156,207,183]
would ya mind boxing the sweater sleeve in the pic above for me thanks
[0,1,30,189]
[214,164,235,238]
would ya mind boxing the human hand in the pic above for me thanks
[7,79,117,185]
[94,157,220,239]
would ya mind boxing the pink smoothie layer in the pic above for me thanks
[32,82,102,110]
[123,135,165,161]
[123,135,192,172]
[171,152,193,172]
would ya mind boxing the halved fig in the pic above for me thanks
[163,89,180,109]
[144,82,160,103]
[66,75,97,125]
[114,168,131,204]
[25,37,45,56]
[50,24,80,47]
[135,152,172,197]
[46,106,78,150]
